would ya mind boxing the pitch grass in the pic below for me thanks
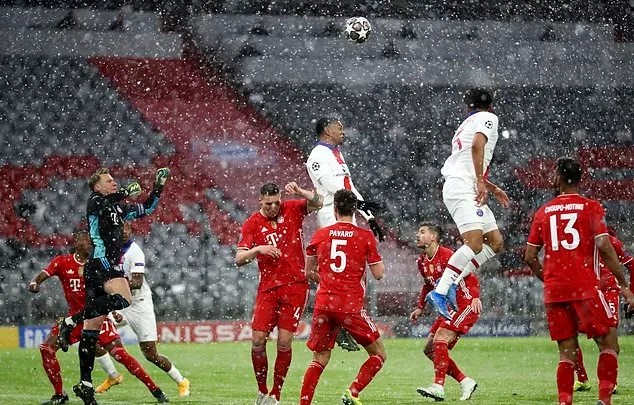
[1,336,633,404]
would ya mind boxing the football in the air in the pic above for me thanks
[344,17,371,44]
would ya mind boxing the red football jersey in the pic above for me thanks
[306,222,382,313]
[527,193,608,303]
[598,235,633,292]
[43,253,86,315]
[416,245,480,309]
[238,199,308,292]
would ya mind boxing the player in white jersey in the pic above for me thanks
[427,89,510,320]
[101,222,191,397]
[306,116,384,241]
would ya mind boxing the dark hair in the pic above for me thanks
[419,222,443,243]
[334,189,357,216]
[315,115,341,136]
[88,168,110,191]
[464,88,493,110]
[557,157,582,185]
[260,182,280,196]
[73,229,89,239]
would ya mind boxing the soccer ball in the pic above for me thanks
[344,17,371,44]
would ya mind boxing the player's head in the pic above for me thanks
[259,182,281,218]
[333,189,357,220]
[316,115,345,146]
[417,222,443,249]
[73,229,92,257]
[556,157,582,189]
[89,168,117,195]
[464,88,493,111]
[123,222,133,242]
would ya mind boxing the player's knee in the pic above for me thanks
[423,346,434,359]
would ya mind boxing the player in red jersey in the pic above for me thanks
[573,227,634,393]
[28,230,168,405]
[525,157,634,405]
[236,182,323,405]
[409,223,480,401]
[298,189,386,405]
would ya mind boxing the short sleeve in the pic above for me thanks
[306,229,323,257]
[526,209,544,247]
[611,237,633,265]
[307,148,331,181]
[473,113,498,141]
[590,202,609,237]
[237,219,256,250]
[43,256,61,277]
[366,232,382,264]
[128,245,146,274]
[285,199,308,219]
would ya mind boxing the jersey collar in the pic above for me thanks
[316,141,338,150]
[121,239,133,254]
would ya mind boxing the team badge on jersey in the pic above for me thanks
[476,208,484,217]
[311,162,320,171]
[277,216,285,224]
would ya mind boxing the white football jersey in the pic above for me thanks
[121,241,152,303]
[441,111,499,181]
[306,142,363,206]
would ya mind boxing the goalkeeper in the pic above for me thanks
[68,167,170,405]
[306,116,385,352]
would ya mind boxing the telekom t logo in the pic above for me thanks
[69,278,81,292]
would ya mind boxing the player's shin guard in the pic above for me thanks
[269,346,292,400]
[251,345,269,394]
[597,349,618,404]
[78,329,99,384]
[457,244,496,284]
[300,360,325,405]
[110,346,158,392]
[435,245,476,294]
[40,344,64,395]
[432,341,450,386]
[349,354,384,397]
[557,359,575,405]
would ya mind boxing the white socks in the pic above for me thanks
[167,365,184,383]
[96,353,119,378]
[435,244,497,294]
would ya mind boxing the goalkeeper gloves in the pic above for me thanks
[357,200,383,216]
[154,167,171,192]
[368,218,386,242]
[624,302,634,320]
[121,181,142,198]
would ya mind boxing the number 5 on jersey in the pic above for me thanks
[330,239,347,273]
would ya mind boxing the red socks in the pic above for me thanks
[597,349,618,404]
[110,346,158,392]
[269,347,292,400]
[40,344,63,395]
[251,345,269,395]
[432,341,450,386]
[349,355,384,397]
[575,348,589,383]
[299,361,325,405]
[557,359,575,405]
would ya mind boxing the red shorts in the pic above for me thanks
[307,308,381,352]
[429,305,480,335]
[252,282,308,333]
[546,291,614,341]
[602,289,620,328]
[51,318,120,347]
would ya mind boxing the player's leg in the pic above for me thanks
[573,341,591,392]
[594,328,619,404]
[251,290,277,402]
[556,337,579,405]
[299,349,331,405]
[268,283,308,403]
[94,345,123,394]
[39,331,68,404]
[301,311,337,405]
[417,327,458,401]
[139,341,190,396]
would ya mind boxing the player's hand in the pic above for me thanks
[257,245,282,259]
[111,311,123,323]
[357,200,383,216]
[470,298,483,314]
[121,181,142,198]
[368,218,386,242]
[28,282,39,293]
[284,181,301,196]
[410,308,423,322]
[492,187,510,208]
[475,178,488,206]
[154,167,170,191]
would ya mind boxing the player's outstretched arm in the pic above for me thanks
[235,245,281,266]
[28,270,50,293]
[524,244,543,281]
[357,200,386,241]
[485,180,510,208]
[284,181,323,212]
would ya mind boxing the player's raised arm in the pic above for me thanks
[284,181,323,212]
[485,179,510,208]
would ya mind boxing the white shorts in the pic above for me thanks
[442,177,498,235]
[118,297,157,342]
